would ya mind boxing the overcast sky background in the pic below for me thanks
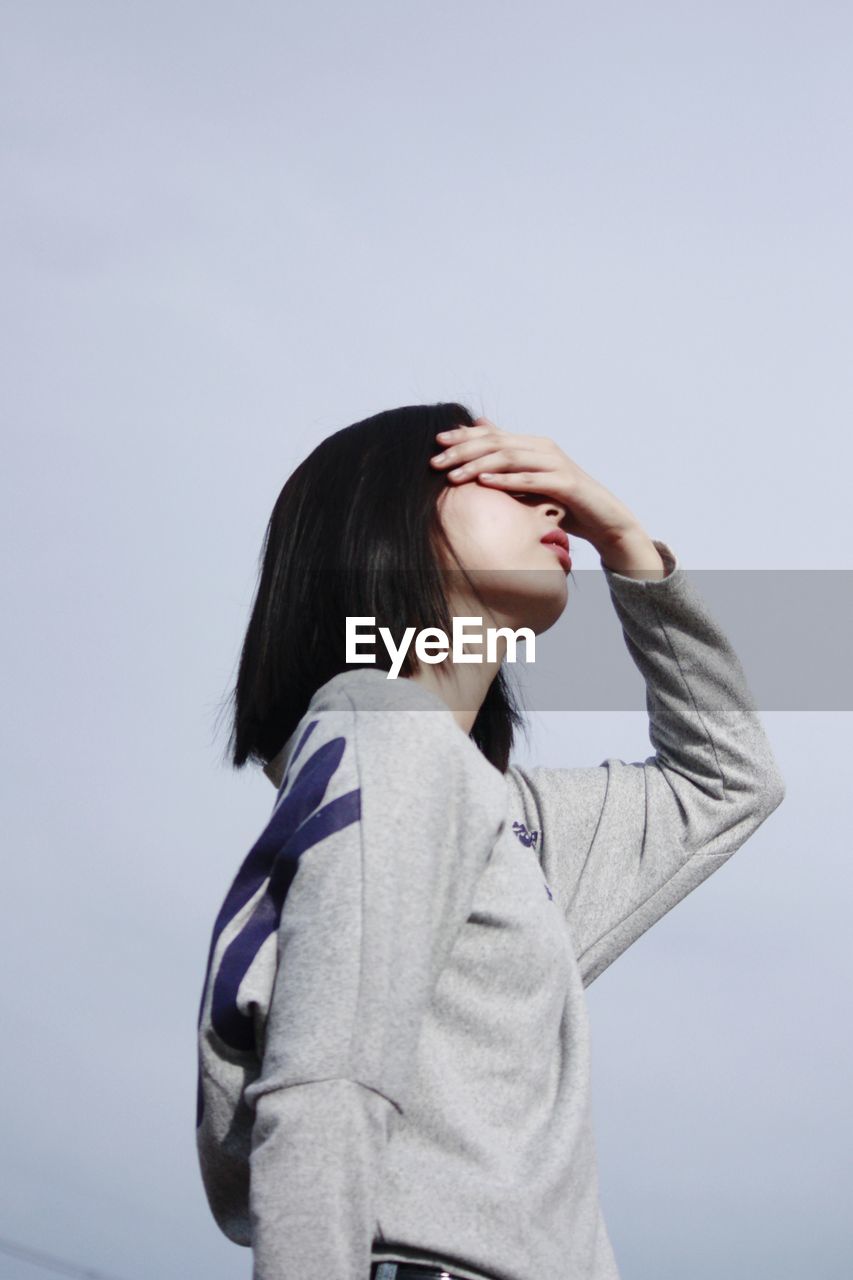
[3,2,852,1278]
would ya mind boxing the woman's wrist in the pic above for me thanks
[595,529,667,579]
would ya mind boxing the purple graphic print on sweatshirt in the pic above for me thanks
[195,718,360,1127]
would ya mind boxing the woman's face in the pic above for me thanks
[436,480,572,636]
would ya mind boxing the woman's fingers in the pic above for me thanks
[431,437,552,476]
[427,440,548,481]
[434,424,501,454]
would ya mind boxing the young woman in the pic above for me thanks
[195,402,785,1280]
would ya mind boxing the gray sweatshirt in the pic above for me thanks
[195,538,786,1280]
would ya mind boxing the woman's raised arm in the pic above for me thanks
[506,538,786,987]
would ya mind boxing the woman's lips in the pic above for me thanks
[543,542,572,572]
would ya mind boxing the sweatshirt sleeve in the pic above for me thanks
[242,696,508,1280]
[507,538,787,988]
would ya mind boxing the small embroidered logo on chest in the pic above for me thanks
[512,820,539,848]
[512,821,554,900]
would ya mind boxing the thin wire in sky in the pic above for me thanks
[0,1235,129,1280]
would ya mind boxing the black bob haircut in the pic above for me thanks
[219,402,530,776]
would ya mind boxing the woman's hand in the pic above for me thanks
[430,417,654,558]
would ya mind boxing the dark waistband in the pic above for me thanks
[371,1262,483,1280]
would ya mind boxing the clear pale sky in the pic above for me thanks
[3,2,851,1278]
